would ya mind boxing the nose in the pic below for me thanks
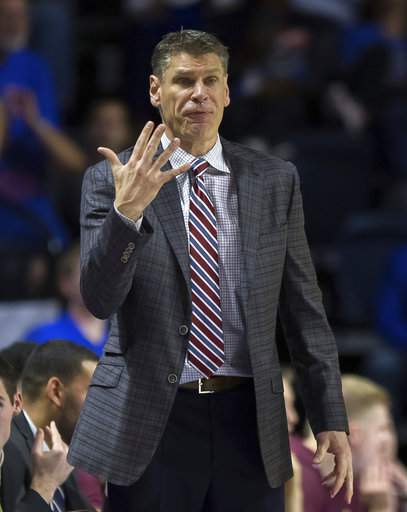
[191,81,208,104]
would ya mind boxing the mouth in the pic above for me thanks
[184,111,212,123]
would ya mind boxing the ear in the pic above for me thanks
[224,75,230,108]
[45,377,64,408]
[13,391,23,415]
[149,75,161,108]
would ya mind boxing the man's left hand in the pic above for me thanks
[314,430,353,504]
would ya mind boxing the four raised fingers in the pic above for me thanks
[142,123,167,163]
[129,121,155,163]
[162,163,191,184]
[152,137,184,174]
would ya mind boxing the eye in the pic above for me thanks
[175,77,194,87]
[205,76,218,85]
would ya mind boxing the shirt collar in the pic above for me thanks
[23,410,52,451]
[23,409,37,436]
[161,132,230,174]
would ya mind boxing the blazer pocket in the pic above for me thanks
[270,370,284,393]
[90,362,124,388]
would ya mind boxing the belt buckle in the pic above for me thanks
[198,378,214,395]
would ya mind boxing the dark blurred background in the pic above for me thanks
[1,0,407,458]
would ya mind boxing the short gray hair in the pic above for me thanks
[151,29,229,79]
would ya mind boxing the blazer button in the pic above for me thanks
[168,373,178,384]
[178,325,189,336]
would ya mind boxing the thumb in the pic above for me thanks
[313,437,329,464]
[97,146,122,169]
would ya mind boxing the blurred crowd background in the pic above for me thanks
[1,0,407,506]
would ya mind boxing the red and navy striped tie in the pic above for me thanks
[187,158,225,378]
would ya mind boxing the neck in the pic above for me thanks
[24,402,52,432]
[180,140,215,156]
[165,129,218,157]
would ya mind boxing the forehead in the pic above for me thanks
[360,403,391,428]
[163,52,225,77]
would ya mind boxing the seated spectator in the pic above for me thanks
[338,0,407,178]
[24,243,109,356]
[56,97,136,238]
[3,341,100,511]
[83,98,135,165]
[0,355,73,512]
[291,374,407,511]
[0,341,36,385]
[0,0,86,252]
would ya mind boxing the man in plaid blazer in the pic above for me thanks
[68,30,353,511]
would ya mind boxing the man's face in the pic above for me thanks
[59,258,83,307]
[56,360,96,444]
[88,102,132,153]
[150,52,230,154]
[0,378,15,450]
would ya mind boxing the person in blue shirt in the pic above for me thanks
[24,243,108,357]
[0,0,86,250]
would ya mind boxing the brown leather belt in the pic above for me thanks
[179,376,251,394]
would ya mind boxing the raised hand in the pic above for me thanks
[30,421,73,503]
[98,121,190,220]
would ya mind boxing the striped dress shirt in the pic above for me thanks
[161,133,252,384]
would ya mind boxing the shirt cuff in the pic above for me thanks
[114,204,143,231]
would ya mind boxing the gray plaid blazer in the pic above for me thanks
[68,138,348,488]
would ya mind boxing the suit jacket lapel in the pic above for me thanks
[222,139,263,308]
[149,151,191,297]
[2,414,35,511]
[11,413,34,468]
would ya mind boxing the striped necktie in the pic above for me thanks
[187,158,225,378]
[51,486,65,512]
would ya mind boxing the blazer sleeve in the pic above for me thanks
[79,161,154,319]
[278,164,349,435]
[15,489,51,512]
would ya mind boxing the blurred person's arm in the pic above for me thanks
[285,452,304,512]
[5,86,86,172]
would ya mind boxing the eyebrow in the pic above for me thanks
[173,68,223,77]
